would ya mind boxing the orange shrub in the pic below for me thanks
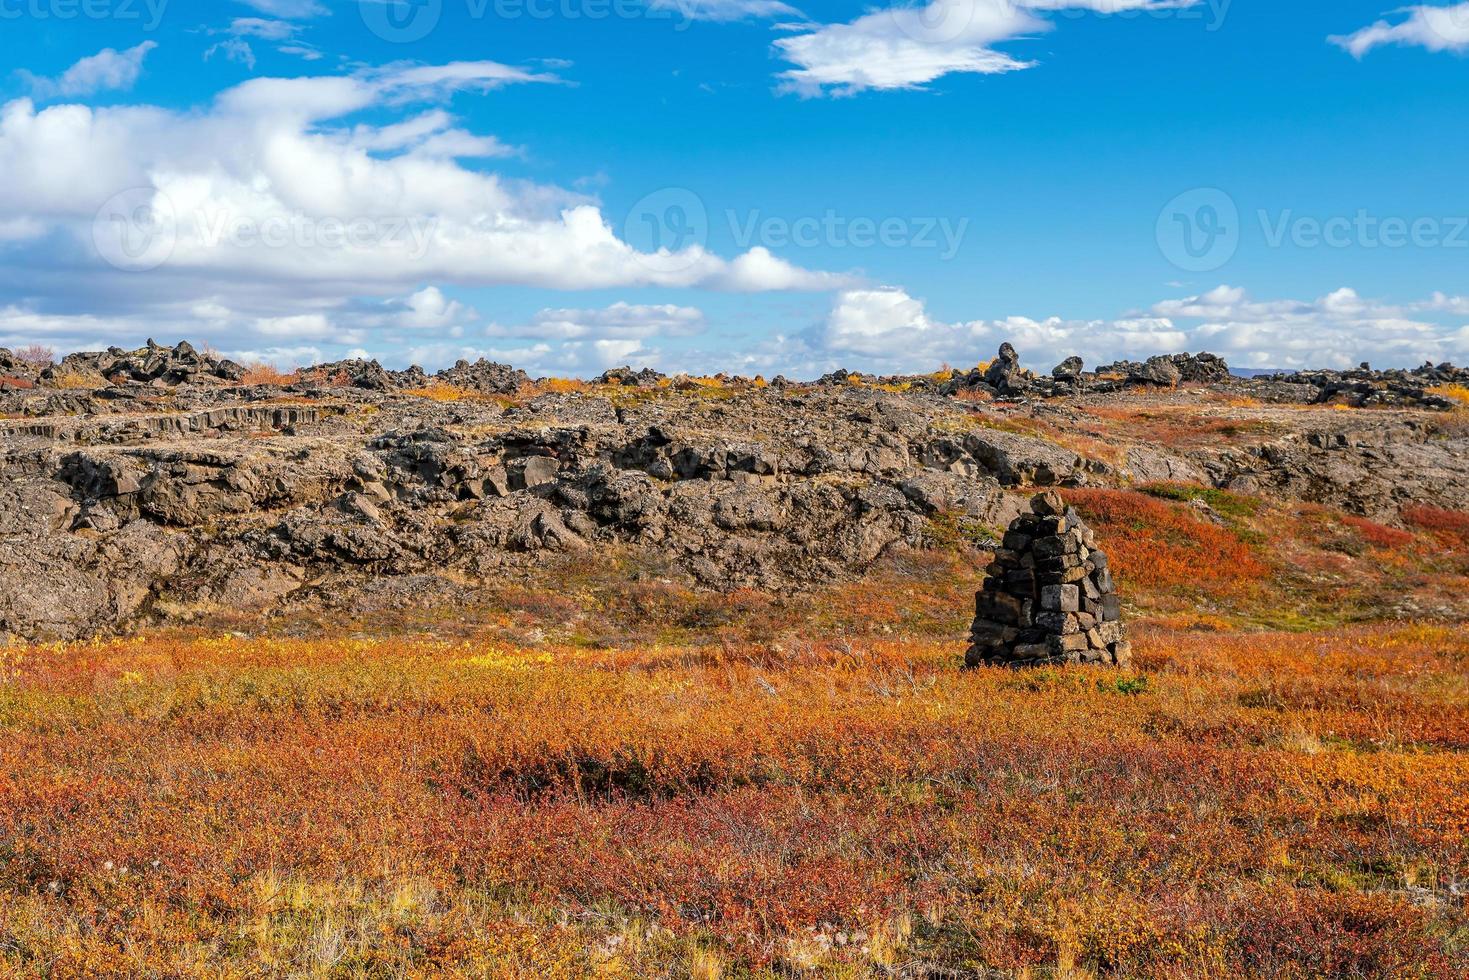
[237,361,295,386]
[1,618,1466,976]
[1063,488,1269,593]
[405,382,483,402]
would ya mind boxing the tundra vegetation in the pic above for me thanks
[0,343,1466,977]
[2,486,1466,978]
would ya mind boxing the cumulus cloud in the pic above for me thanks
[815,286,1186,371]
[801,284,1469,375]
[490,301,706,341]
[6,282,1468,379]
[1155,286,1465,369]
[774,0,1200,96]
[397,301,703,376]
[0,62,847,362]
[397,337,656,377]
[1330,3,1469,58]
[1420,291,1469,315]
[392,286,476,329]
[380,301,708,376]
[19,42,158,99]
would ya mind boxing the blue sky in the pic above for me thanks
[0,0,1466,376]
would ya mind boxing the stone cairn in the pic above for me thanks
[966,490,1132,669]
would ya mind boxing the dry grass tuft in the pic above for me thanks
[238,361,296,386]
[404,382,488,403]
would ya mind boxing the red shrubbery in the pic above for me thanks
[1,621,1464,976]
[1404,505,1469,545]
[1063,488,1269,594]
[1339,514,1415,549]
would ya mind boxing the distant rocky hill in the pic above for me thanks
[2,341,1466,641]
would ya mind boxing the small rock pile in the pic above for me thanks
[966,490,1131,669]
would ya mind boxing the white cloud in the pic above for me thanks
[20,42,158,99]
[1154,285,1462,369]
[400,337,657,377]
[394,286,475,329]
[0,60,848,353]
[252,313,362,345]
[816,286,1186,371]
[279,46,326,62]
[237,0,329,17]
[215,15,325,62]
[774,0,1200,97]
[384,301,712,376]
[5,283,1468,379]
[1330,4,1469,58]
[228,17,299,40]
[774,1,1040,97]
[205,39,258,71]
[224,344,325,367]
[802,284,1469,375]
[1420,291,1469,315]
[347,110,520,159]
[0,218,44,242]
[491,301,706,340]
[650,0,802,21]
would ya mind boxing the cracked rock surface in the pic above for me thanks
[2,362,1466,641]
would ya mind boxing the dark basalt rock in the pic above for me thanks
[438,359,530,394]
[43,340,245,387]
[597,365,666,388]
[1052,356,1084,381]
[984,342,1029,395]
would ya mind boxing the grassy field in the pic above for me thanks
[2,489,1466,977]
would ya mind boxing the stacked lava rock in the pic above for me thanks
[966,490,1131,669]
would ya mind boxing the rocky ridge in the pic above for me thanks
[2,340,1467,641]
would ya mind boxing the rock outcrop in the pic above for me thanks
[437,359,530,394]
[597,366,667,387]
[966,490,1130,669]
[984,343,1030,395]
[45,340,245,386]
[1095,352,1231,387]
[4,338,1467,642]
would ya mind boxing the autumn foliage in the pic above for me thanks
[1,613,1465,977]
[1063,488,1269,594]
[1,486,1466,976]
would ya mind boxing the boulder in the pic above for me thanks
[983,343,1028,395]
[1052,356,1084,381]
